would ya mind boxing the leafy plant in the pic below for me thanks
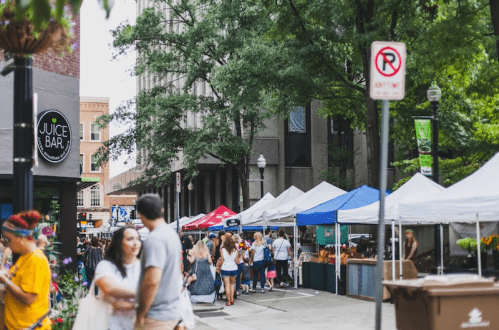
[481,235,499,252]
[51,266,88,329]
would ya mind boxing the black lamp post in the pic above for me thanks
[427,84,442,272]
[256,154,266,198]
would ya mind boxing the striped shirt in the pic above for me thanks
[84,246,103,270]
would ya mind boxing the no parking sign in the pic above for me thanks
[370,42,406,100]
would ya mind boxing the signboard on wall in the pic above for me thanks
[37,110,72,163]
[111,206,135,222]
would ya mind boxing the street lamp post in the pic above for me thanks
[256,154,266,198]
[427,84,442,272]
[188,181,194,217]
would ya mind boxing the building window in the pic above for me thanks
[289,106,306,133]
[77,190,84,207]
[79,123,84,140]
[80,154,84,173]
[90,124,100,141]
[91,155,101,172]
[90,185,101,207]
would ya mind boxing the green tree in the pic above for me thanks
[97,0,283,209]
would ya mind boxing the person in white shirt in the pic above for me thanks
[272,230,292,288]
[217,235,240,306]
[95,227,142,330]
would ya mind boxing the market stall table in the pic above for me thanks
[347,259,418,301]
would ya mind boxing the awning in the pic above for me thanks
[77,177,100,191]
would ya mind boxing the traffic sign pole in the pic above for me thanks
[369,41,406,330]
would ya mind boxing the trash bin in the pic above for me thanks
[302,262,311,288]
[384,275,499,330]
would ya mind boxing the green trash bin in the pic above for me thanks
[302,262,311,288]
[310,262,327,291]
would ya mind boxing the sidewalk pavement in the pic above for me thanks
[191,287,397,330]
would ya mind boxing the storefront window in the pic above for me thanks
[91,185,101,207]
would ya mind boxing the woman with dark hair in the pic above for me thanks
[213,230,226,264]
[95,226,142,330]
[0,211,51,330]
[217,235,240,306]
[83,236,103,289]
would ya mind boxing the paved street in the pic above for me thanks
[192,287,397,330]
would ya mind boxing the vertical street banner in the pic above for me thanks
[414,118,432,176]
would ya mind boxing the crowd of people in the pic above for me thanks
[0,194,298,329]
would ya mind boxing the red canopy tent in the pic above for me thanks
[182,205,236,231]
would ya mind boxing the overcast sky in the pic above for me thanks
[80,0,137,177]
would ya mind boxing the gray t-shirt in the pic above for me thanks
[206,240,214,255]
[138,223,182,321]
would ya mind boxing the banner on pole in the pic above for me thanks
[414,118,432,177]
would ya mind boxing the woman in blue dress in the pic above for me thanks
[188,241,216,303]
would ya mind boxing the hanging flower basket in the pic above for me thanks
[0,4,75,56]
[0,19,66,56]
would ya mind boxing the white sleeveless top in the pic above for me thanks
[221,248,238,271]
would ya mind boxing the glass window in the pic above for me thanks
[79,123,84,140]
[90,186,101,207]
[77,190,84,207]
[91,155,101,172]
[289,106,306,133]
[80,154,84,173]
[91,124,100,141]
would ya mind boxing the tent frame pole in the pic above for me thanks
[294,222,298,289]
[440,223,444,275]
[399,219,403,280]
[391,220,395,281]
[476,214,481,277]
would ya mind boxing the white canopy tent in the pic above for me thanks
[337,173,445,282]
[338,173,445,224]
[252,181,346,224]
[241,186,304,225]
[248,181,346,290]
[399,153,499,276]
[224,192,275,226]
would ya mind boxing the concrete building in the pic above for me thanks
[79,97,137,233]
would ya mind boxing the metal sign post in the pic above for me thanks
[370,41,406,330]
[176,172,181,233]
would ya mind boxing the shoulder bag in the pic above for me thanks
[72,280,113,330]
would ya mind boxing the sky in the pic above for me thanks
[80,0,137,177]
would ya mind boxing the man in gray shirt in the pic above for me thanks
[135,194,182,330]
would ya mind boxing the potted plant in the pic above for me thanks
[481,235,499,270]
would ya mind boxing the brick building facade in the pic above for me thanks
[79,97,136,231]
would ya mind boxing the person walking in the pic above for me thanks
[0,211,51,330]
[135,194,182,330]
[180,231,193,274]
[95,226,142,330]
[206,233,216,257]
[213,231,226,264]
[83,236,103,289]
[232,234,244,296]
[249,232,267,293]
[272,230,292,288]
[217,235,240,306]
[187,241,216,303]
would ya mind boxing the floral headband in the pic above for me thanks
[2,223,34,238]
[405,229,414,233]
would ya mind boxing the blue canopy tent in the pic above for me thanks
[296,185,382,225]
[296,185,384,295]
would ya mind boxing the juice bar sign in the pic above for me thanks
[37,110,72,163]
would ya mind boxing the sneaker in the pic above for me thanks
[283,283,290,287]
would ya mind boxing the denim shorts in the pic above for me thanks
[221,270,237,277]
